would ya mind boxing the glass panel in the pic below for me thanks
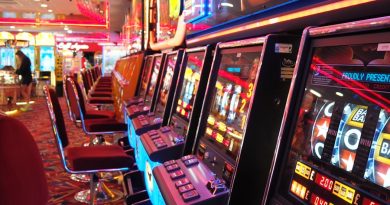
[280,43,390,204]
[201,47,261,160]
[170,51,205,136]
[155,54,177,116]
[139,57,154,97]
[145,56,162,105]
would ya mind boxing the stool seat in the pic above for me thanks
[90,91,112,98]
[85,109,115,120]
[85,119,127,132]
[67,145,132,171]
[88,97,114,104]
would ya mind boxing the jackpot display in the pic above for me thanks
[270,42,390,204]
[199,49,260,170]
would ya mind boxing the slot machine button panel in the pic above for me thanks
[184,158,199,167]
[147,130,159,136]
[166,164,180,172]
[164,160,176,167]
[170,170,185,180]
[175,178,190,188]
[178,184,195,194]
[160,126,171,133]
[181,155,195,161]
[181,190,200,202]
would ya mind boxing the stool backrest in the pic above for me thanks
[65,77,87,121]
[63,74,74,121]
[86,69,94,86]
[80,71,91,94]
[44,86,69,150]
[0,116,49,205]
[90,68,97,82]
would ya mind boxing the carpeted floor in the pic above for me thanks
[11,97,126,205]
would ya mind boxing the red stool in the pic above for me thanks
[44,86,134,204]
[0,115,49,205]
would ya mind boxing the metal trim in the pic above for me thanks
[309,16,390,37]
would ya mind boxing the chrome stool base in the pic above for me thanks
[70,174,90,183]
[74,182,123,204]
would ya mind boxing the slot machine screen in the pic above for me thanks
[200,46,261,162]
[39,46,54,71]
[145,56,162,105]
[170,51,205,135]
[155,54,177,116]
[274,43,389,204]
[139,56,154,97]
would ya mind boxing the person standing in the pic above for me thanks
[15,50,33,111]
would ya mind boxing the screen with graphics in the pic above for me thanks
[201,46,261,161]
[155,54,177,117]
[277,43,390,205]
[21,46,35,72]
[145,56,162,105]
[39,46,54,71]
[139,56,154,97]
[170,51,205,136]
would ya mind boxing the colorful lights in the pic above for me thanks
[5,109,18,116]
[290,180,307,200]
[188,0,375,45]
[295,161,311,180]
[332,181,355,204]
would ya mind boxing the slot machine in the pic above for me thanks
[138,46,213,203]
[152,34,300,205]
[123,55,155,123]
[264,17,390,205]
[129,50,184,171]
[127,53,166,148]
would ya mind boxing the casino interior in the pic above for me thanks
[0,0,389,205]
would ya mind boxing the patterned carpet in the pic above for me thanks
[10,97,126,205]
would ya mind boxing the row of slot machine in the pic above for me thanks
[121,16,390,205]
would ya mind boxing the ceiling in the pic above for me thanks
[0,0,130,42]
[0,0,81,15]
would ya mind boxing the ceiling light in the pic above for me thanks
[67,30,73,34]
[34,0,40,1]
[64,27,69,31]
[41,4,48,8]
[48,9,53,12]
[18,29,23,32]
[335,92,344,97]
[10,26,15,29]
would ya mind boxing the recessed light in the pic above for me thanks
[32,25,37,28]
[34,0,40,1]
[10,26,15,29]
[41,4,48,8]
[64,27,69,31]
[67,30,73,34]
[48,9,53,12]
[18,29,23,32]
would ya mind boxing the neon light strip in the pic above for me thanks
[187,0,374,44]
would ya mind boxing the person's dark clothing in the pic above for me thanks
[15,57,32,85]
